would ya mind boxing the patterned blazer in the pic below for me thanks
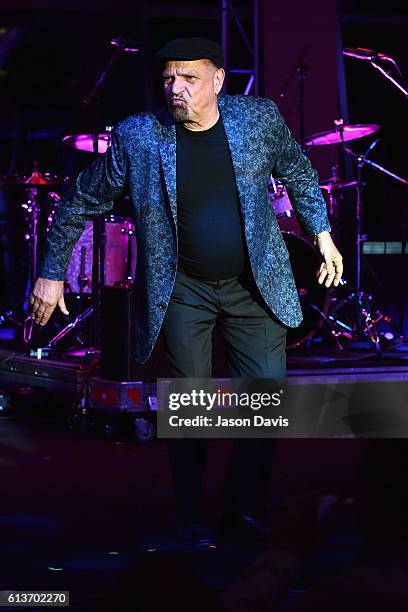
[40,94,330,363]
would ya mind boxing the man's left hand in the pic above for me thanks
[315,231,343,288]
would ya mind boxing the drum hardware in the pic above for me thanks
[277,46,311,149]
[268,180,332,348]
[319,177,359,192]
[304,119,400,350]
[0,168,67,187]
[306,118,375,245]
[0,167,137,352]
[281,232,330,348]
[328,292,394,352]
[268,178,301,234]
[43,38,139,347]
[45,216,137,350]
[81,36,138,155]
[343,144,408,188]
[319,167,359,245]
[62,130,113,155]
[0,310,23,329]
[0,166,66,343]
[78,246,90,293]
[275,116,406,351]
[64,216,137,294]
[304,123,380,147]
[316,131,405,349]
[21,181,63,344]
[47,306,95,348]
[307,302,353,350]
[343,47,408,100]
[326,140,408,350]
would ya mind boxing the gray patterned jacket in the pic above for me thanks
[40,94,330,363]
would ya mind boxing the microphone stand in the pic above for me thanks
[82,47,122,114]
[278,46,310,150]
[297,57,308,149]
[345,50,408,100]
[370,56,408,100]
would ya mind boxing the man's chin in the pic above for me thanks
[171,107,189,122]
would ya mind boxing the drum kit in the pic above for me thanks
[270,118,407,350]
[0,114,406,353]
[0,130,136,349]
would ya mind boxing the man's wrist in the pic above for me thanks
[315,229,331,238]
[313,229,331,245]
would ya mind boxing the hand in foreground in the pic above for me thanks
[315,231,343,288]
[29,278,69,326]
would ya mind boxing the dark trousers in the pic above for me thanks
[161,267,287,525]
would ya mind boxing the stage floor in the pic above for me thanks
[0,342,402,610]
[0,409,365,611]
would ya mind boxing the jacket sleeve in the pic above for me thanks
[268,101,330,236]
[39,127,128,280]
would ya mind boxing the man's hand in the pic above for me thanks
[29,278,69,326]
[315,231,343,288]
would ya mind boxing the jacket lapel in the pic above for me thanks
[218,95,248,214]
[158,118,177,228]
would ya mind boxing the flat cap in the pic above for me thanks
[156,37,224,68]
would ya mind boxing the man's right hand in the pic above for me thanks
[29,278,69,326]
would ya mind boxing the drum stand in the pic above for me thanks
[8,189,100,351]
[0,167,65,344]
[0,186,42,342]
[330,144,408,351]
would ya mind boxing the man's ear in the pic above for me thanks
[214,68,225,95]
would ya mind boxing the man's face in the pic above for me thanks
[162,59,224,123]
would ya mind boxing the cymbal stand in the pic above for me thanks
[323,165,342,245]
[47,306,94,348]
[340,145,379,347]
[332,143,408,350]
[23,189,62,345]
[0,185,40,341]
[329,120,346,243]
[23,187,40,289]
[345,143,408,298]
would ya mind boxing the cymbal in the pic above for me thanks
[0,172,66,186]
[320,177,359,191]
[63,133,111,154]
[305,124,380,146]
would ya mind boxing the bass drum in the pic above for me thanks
[282,232,329,348]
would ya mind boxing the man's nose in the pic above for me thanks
[171,77,184,96]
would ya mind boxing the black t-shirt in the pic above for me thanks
[176,116,247,280]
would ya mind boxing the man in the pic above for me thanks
[30,38,343,547]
